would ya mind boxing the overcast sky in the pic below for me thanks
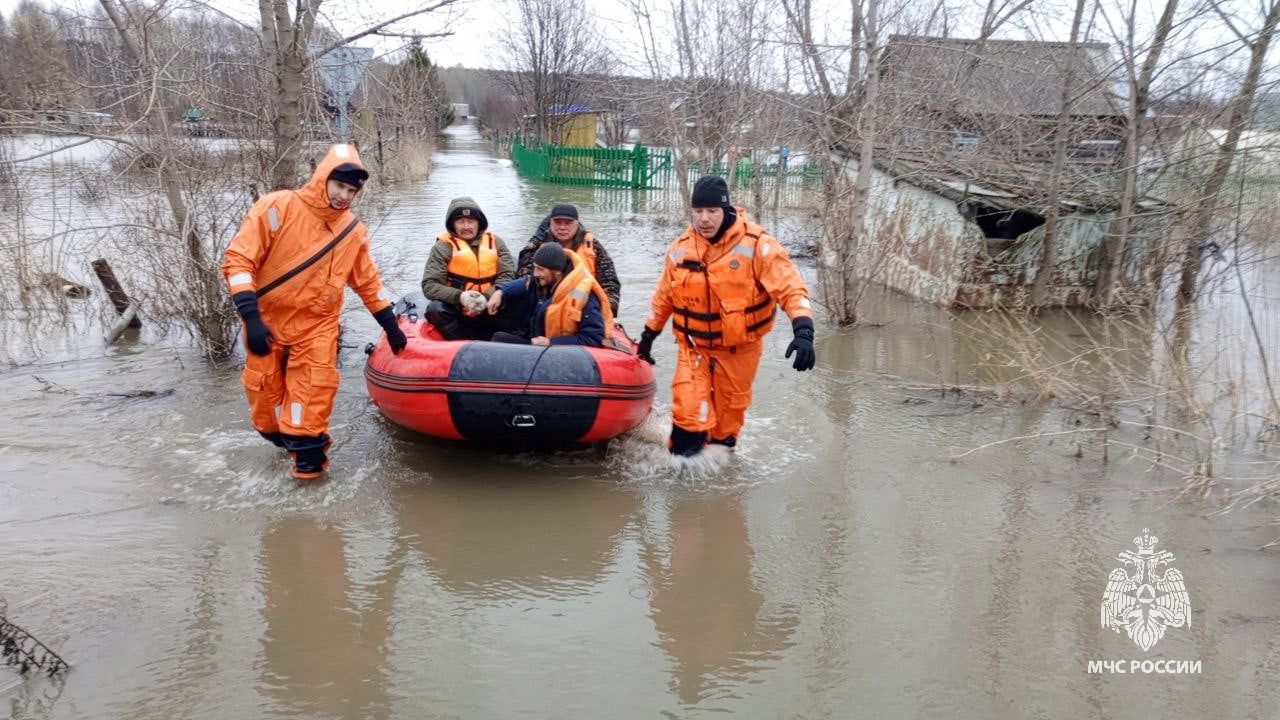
[0,0,1263,89]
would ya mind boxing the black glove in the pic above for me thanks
[785,316,815,372]
[373,306,407,354]
[637,327,659,365]
[232,291,273,356]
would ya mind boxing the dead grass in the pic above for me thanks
[377,135,435,185]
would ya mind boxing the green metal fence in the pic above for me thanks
[686,159,824,186]
[511,136,673,188]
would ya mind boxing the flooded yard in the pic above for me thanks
[1,123,1278,719]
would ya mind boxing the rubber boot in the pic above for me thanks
[668,425,708,457]
[282,433,331,480]
[708,435,737,451]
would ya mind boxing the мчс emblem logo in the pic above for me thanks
[1100,528,1191,652]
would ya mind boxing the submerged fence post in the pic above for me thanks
[91,258,142,330]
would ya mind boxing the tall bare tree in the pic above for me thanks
[1029,0,1090,307]
[502,0,612,143]
[782,0,878,325]
[1092,0,1180,306]
[8,1,78,113]
[258,0,458,189]
[1175,0,1280,305]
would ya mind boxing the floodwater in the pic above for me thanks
[2,123,1279,719]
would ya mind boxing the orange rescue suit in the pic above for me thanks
[439,230,500,293]
[645,210,813,440]
[543,248,615,342]
[222,144,392,442]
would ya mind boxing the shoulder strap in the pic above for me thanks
[256,217,360,299]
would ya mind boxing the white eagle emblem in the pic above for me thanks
[1100,528,1191,652]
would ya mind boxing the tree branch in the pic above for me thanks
[313,0,460,58]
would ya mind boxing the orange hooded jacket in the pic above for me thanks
[222,144,392,344]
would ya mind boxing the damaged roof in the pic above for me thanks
[881,35,1122,118]
[871,148,1149,213]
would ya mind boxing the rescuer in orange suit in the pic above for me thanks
[636,175,816,457]
[223,143,407,480]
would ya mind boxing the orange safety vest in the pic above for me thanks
[439,231,499,292]
[543,248,615,342]
[668,222,776,348]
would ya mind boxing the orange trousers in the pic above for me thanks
[240,331,341,439]
[670,340,765,441]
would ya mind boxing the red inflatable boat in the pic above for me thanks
[364,297,655,446]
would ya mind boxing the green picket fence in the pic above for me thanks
[511,136,673,189]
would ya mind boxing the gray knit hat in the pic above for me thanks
[532,241,571,271]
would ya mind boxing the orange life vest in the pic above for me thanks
[543,248,615,342]
[667,221,776,348]
[438,231,499,292]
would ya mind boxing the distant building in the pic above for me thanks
[832,35,1168,307]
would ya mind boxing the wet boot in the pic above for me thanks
[282,433,331,480]
[425,300,463,340]
[708,435,737,451]
[668,425,708,457]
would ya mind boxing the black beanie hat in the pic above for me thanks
[549,203,579,220]
[532,241,571,271]
[691,175,730,208]
[328,162,368,189]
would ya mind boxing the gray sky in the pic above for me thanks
[0,0,1259,89]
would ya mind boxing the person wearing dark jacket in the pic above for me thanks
[516,204,620,315]
[421,196,516,340]
[487,241,609,347]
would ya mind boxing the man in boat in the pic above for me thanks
[420,197,516,340]
[517,204,621,315]
[635,175,816,457]
[223,143,407,480]
[485,241,611,347]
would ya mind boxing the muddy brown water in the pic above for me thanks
[2,123,1278,719]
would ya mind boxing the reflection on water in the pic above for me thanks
[389,473,638,600]
[257,517,397,720]
[1,121,1278,719]
[643,492,797,708]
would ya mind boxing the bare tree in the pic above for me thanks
[782,0,878,325]
[1029,0,1090,307]
[502,0,612,143]
[1092,0,1180,306]
[258,0,458,189]
[1175,0,1280,305]
[8,1,79,113]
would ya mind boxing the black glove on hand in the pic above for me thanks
[785,316,816,372]
[637,327,659,366]
[232,291,273,356]
[373,307,408,354]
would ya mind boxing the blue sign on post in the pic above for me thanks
[780,145,791,170]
